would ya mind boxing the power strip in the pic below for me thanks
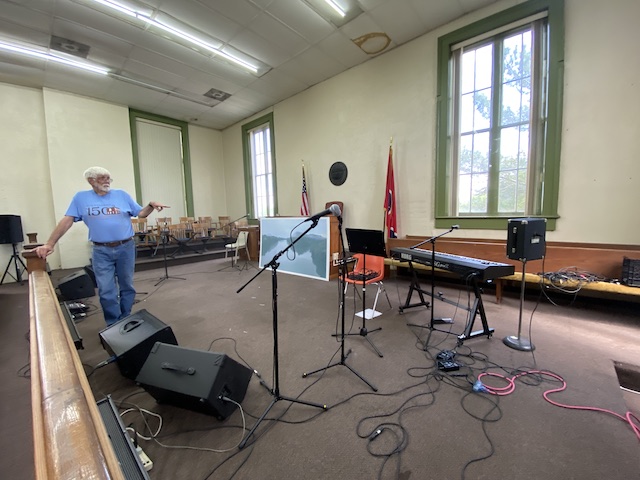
[136,445,153,472]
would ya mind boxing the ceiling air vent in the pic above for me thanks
[204,88,231,102]
[50,36,90,58]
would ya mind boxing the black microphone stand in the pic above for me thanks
[155,222,185,286]
[406,226,459,344]
[237,219,326,449]
[302,216,377,391]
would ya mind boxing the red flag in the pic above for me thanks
[384,145,397,238]
[300,165,310,216]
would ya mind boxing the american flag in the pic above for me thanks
[300,165,310,216]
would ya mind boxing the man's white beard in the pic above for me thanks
[98,184,111,193]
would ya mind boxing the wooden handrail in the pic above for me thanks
[23,250,125,480]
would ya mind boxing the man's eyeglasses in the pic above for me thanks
[94,176,112,182]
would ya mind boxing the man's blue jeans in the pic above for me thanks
[92,240,136,325]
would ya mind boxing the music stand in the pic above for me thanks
[342,228,386,358]
[155,223,185,286]
[303,219,377,391]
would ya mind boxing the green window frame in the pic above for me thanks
[242,113,278,219]
[435,0,564,230]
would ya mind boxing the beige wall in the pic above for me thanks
[223,0,640,245]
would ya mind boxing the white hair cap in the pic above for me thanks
[84,166,111,180]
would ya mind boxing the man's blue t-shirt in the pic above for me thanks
[65,189,143,243]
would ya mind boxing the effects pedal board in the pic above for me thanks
[437,360,460,372]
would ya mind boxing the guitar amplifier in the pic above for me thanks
[99,309,177,380]
[136,342,252,420]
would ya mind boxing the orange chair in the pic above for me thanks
[344,254,391,319]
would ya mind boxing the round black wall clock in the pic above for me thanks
[329,162,348,186]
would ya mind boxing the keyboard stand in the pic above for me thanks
[398,261,494,345]
[457,275,494,345]
[398,261,431,313]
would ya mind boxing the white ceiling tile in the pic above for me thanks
[160,1,241,44]
[266,0,334,44]
[277,46,344,86]
[248,68,308,100]
[317,30,369,67]
[122,58,186,87]
[229,28,289,69]
[368,0,427,45]
[339,12,383,40]
[0,0,52,32]
[198,0,262,27]
[0,18,51,46]
[247,11,309,56]
[104,80,167,109]
[51,19,134,58]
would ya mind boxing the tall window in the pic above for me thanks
[242,113,277,218]
[436,0,564,230]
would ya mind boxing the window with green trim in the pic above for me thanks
[242,113,277,219]
[435,0,564,230]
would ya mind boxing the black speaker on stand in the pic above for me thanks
[504,217,547,351]
[0,214,27,285]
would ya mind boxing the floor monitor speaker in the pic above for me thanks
[136,342,252,420]
[99,309,178,380]
[58,270,95,300]
[507,217,546,262]
[83,264,97,287]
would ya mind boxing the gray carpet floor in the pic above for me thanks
[1,257,639,480]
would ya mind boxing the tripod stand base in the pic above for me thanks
[503,335,535,351]
[239,390,326,449]
[303,349,377,391]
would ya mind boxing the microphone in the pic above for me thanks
[305,204,342,222]
[451,225,460,229]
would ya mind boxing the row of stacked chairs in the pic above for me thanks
[132,215,246,257]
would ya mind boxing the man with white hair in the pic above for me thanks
[35,166,169,325]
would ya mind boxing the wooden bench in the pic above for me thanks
[386,237,640,302]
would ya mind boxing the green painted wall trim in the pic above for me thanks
[435,0,564,231]
[241,112,277,221]
[128,109,194,217]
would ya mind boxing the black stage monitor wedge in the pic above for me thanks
[507,217,547,262]
[58,270,95,300]
[0,214,24,245]
[136,342,252,421]
[99,309,178,380]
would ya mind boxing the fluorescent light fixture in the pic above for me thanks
[139,17,259,73]
[324,0,346,17]
[0,41,109,75]
[84,0,263,74]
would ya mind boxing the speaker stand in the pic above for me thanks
[1,243,27,285]
[503,260,535,351]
